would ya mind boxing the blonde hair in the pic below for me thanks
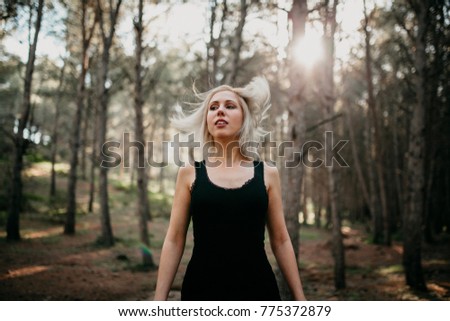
[170,76,271,159]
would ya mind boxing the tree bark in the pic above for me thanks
[225,0,247,85]
[97,0,122,246]
[80,93,90,180]
[88,89,97,214]
[365,114,382,243]
[65,0,98,235]
[363,0,390,245]
[344,103,371,220]
[134,0,155,268]
[50,60,66,198]
[7,0,44,241]
[278,0,308,300]
[321,0,345,290]
[403,0,428,291]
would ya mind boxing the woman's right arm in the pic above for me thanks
[154,165,194,300]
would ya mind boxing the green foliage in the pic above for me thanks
[377,264,404,275]
[111,179,172,218]
[25,150,49,163]
[149,191,172,218]
[299,227,325,242]
[0,159,12,213]
[0,211,7,226]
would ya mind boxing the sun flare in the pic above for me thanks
[293,31,324,67]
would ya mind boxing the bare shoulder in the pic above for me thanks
[177,162,196,188]
[263,161,280,191]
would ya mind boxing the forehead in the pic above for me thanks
[209,90,240,104]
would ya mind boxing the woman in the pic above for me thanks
[154,77,306,301]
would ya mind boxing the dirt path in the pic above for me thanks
[0,164,449,300]
[1,215,449,300]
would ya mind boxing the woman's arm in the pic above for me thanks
[154,165,194,300]
[265,164,306,301]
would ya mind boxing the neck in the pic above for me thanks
[209,139,247,167]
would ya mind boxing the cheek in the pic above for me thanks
[235,110,244,125]
[206,110,213,122]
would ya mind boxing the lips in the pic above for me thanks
[215,119,228,125]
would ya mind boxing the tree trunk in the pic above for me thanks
[88,89,97,214]
[50,60,66,198]
[65,0,97,235]
[302,172,308,225]
[392,104,403,227]
[403,0,428,291]
[210,0,228,85]
[365,114,382,243]
[134,0,155,268]
[158,119,168,194]
[7,0,44,241]
[206,0,217,86]
[80,94,90,180]
[322,0,345,290]
[344,103,371,219]
[278,0,308,301]
[97,0,122,246]
[225,0,247,85]
[363,0,390,245]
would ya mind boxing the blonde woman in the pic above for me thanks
[154,77,306,301]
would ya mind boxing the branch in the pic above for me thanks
[97,0,107,42]
[308,2,327,14]
[306,112,343,132]
[85,4,100,48]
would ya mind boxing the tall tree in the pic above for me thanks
[321,0,345,290]
[65,0,98,235]
[6,0,44,241]
[97,0,122,246]
[403,0,429,291]
[50,60,66,197]
[133,0,155,268]
[363,0,390,245]
[206,0,229,86]
[279,0,308,300]
[224,0,247,85]
[87,87,97,214]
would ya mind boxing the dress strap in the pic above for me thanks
[189,161,201,192]
[254,160,265,185]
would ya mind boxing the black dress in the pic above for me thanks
[181,160,281,301]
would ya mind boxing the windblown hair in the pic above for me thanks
[170,76,272,159]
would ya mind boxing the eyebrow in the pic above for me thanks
[209,99,238,105]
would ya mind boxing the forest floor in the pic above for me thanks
[0,162,449,301]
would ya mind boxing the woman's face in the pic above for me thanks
[206,90,244,142]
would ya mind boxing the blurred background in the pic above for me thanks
[0,0,449,300]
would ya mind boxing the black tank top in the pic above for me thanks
[181,160,280,301]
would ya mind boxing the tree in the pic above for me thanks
[224,0,247,85]
[321,0,345,290]
[133,0,155,268]
[278,0,308,300]
[362,0,390,245]
[96,0,122,246]
[65,0,98,235]
[6,0,44,241]
[50,60,66,198]
[206,0,228,86]
[402,0,429,291]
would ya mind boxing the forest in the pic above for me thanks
[0,0,449,301]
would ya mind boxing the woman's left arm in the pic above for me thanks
[265,164,307,301]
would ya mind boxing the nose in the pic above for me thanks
[217,104,226,115]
